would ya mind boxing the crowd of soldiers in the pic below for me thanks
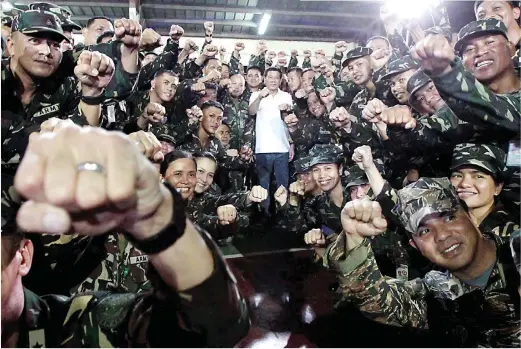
[1,0,521,347]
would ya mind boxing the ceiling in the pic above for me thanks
[18,0,476,43]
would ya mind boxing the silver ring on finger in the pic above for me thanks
[77,162,105,174]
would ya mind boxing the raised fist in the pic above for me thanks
[278,103,291,112]
[304,229,326,246]
[170,25,185,41]
[128,130,164,163]
[295,88,307,99]
[220,78,231,88]
[303,49,312,58]
[143,102,166,124]
[183,40,198,55]
[329,106,351,127]
[191,82,206,94]
[219,45,227,55]
[217,204,237,225]
[341,200,387,238]
[410,33,455,76]
[319,86,336,104]
[234,42,245,51]
[204,69,221,83]
[284,113,299,128]
[334,41,348,54]
[75,51,115,97]
[352,145,374,171]
[260,87,270,98]
[274,185,288,206]
[204,21,214,36]
[257,40,268,54]
[267,50,276,61]
[203,44,219,57]
[291,49,298,57]
[38,118,75,135]
[314,49,326,58]
[239,146,253,161]
[247,185,268,203]
[289,181,305,196]
[380,105,416,129]
[362,98,387,123]
[114,18,142,48]
[139,28,161,51]
[186,105,203,124]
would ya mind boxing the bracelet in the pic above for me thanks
[126,182,187,254]
[81,93,105,105]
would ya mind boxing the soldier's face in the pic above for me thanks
[389,69,416,104]
[228,74,245,98]
[160,140,175,155]
[83,18,114,46]
[412,210,480,273]
[475,1,521,30]
[461,34,513,84]
[165,159,197,200]
[265,70,282,91]
[349,183,371,201]
[367,38,391,69]
[9,32,62,78]
[347,57,372,86]
[215,124,231,146]
[340,66,352,82]
[1,237,32,310]
[312,163,342,192]
[301,70,315,89]
[221,65,230,79]
[60,31,74,52]
[201,106,223,135]
[287,70,302,92]
[152,73,178,103]
[450,167,502,211]
[414,81,446,114]
[204,58,222,76]
[307,93,326,117]
[195,158,217,194]
[297,172,317,194]
[142,53,157,67]
[246,69,262,88]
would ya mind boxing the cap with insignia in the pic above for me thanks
[455,19,508,54]
[29,2,81,31]
[450,143,507,177]
[294,156,312,176]
[345,165,369,188]
[393,177,461,234]
[342,47,373,68]
[11,10,69,43]
[407,68,432,104]
[381,55,420,81]
[307,144,342,168]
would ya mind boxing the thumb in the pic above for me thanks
[115,26,125,37]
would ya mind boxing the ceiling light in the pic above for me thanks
[2,1,14,11]
[258,13,271,35]
[386,0,436,19]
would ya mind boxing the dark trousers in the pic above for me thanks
[255,152,289,214]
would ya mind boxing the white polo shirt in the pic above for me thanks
[249,89,293,154]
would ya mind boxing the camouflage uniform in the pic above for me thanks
[323,178,520,347]
[220,92,254,150]
[290,114,332,162]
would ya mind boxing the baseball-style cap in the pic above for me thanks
[342,47,373,68]
[393,177,461,234]
[11,10,69,43]
[407,68,432,104]
[307,144,343,168]
[455,19,509,54]
[294,156,312,176]
[381,55,420,81]
[450,143,507,177]
[29,2,81,31]
[344,165,369,188]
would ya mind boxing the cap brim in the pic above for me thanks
[450,159,496,175]
[342,54,369,68]
[21,27,69,43]
[346,178,368,188]
[408,80,430,104]
[62,20,82,31]
[455,29,508,54]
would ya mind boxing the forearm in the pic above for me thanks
[120,45,139,75]
[79,101,102,126]
[248,96,262,116]
[364,163,386,196]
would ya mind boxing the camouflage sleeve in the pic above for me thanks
[302,57,311,69]
[289,56,298,69]
[427,0,451,31]
[242,117,255,150]
[59,76,89,126]
[136,39,180,91]
[331,52,343,73]
[105,60,138,100]
[215,141,249,171]
[387,29,410,58]
[248,54,265,73]
[431,57,520,134]
[60,228,249,347]
[374,181,403,227]
[181,60,204,80]
[334,81,362,107]
[228,53,241,76]
[202,191,250,210]
[323,234,429,330]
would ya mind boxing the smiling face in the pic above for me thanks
[307,93,326,117]
[200,105,223,136]
[203,58,222,76]
[450,167,502,210]
[301,70,315,90]
[195,157,217,194]
[346,56,372,86]
[164,158,197,200]
[389,69,416,104]
[246,68,262,89]
[8,32,62,78]
[311,163,342,193]
[412,209,480,273]
[297,171,318,194]
[152,72,179,103]
[461,33,513,84]
[287,70,302,92]
[413,81,446,114]
[475,1,521,31]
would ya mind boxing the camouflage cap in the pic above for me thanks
[345,165,369,188]
[11,10,69,43]
[393,177,461,234]
[342,47,373,68]
[455,19,508,54]
[450,143,507,177]
[294,156,312,176]
[307,144,342,168]
[407,68,432,104]
[381,55,420,81]
[29,2,81,30]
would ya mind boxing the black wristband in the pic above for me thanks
[81,93,105,105]
[126,182,187,254]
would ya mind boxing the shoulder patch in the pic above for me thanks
[93,293,138,330]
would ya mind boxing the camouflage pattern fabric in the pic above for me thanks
[450,143,507,176]
[16,226,250,347]
[290,116,332,162]
[344,165,369,188]
[307,143,343,168]
[511,229,520,273]
[480,203,519,237]
[455,19,508,55]
[407,68,431,105]
[29,2,81,30]
[136,39,180,91]
[348,86,376,122]
[341,47,373,68]
[220,92,254,150]
[323,232,520,347]
[380,56,419,82]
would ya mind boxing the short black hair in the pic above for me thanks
[86,16,113,28]
[201,100,224,112]
[203,82,218,90]
[474,0,520,13]
[96,30,114,44]
[302,68,315,75]
[287,67,303,77]
[153,69,179,80]
[160,150,195,176]
[264,67,282,78]
[246,65,262,74]
[193,151,218,165]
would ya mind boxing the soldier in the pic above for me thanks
[324,178,520,347]
[343,47,376,121]
[140,50,158,67]
[2,124,250,347]
[474,0,521,51]
[380,56,420,106]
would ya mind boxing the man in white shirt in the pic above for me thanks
[249,67,294,215]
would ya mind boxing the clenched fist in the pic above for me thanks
[260,87,270,98]
[291,49,298,57]
[247,186,268,204]
[314,49,326,58]
[234,42,245,52]
[319,87,336,104]
[204,21,214,36]
[362,98,387,123]
[142,103,166,124]
[380,105,416,129]
[170,25,185,41]
[38,118,75,135]
[274,185,288,206]
[202,44,219,58]
[75,51,115,97]
[183,39,198,54]
[239,146,253,161]
[304,229,326,246]
[191,82,206,94]
[114,18,142,48]
[284,113,299,129]
[410,33,455,76]
[128,131,164,163]
[289,181,305,196]
[341,200,387,239]
[186,105,203,124]
[352,145,374,171]
[217,204,237,225]
[204,69,221,83]
[140,28,161,51]
[303,49,312,58]
[334,41,348,54]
